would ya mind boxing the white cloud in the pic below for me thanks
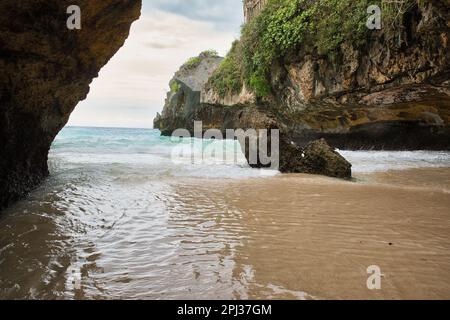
[68,7,240,128]
[143,0,243,32]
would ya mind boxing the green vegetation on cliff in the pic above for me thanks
[207,41,244,97]
[183,49,219,70]
[209,0,419,98]
[169,80,180,93]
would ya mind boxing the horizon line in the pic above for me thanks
[65,125,156,130]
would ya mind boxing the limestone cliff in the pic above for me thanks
[155,51,223,135]
[0,0,141,209]
[270,1,450,149]
[156,1,449,152]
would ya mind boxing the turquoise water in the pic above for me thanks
[51,126,450,175]
[50,126,276,179]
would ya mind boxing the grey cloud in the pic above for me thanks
[143,0,244,33]
[145,41,180,49]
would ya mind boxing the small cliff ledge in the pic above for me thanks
[0,0,141,209]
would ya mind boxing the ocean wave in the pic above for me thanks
[51,127,450,177]
[340,150,450,173]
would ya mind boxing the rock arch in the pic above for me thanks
[0,0,142,209]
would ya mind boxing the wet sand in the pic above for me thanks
[0,168,449,299]
[204,168,450,299]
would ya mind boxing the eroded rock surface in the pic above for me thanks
[0,0,141,209]
[154,51,223,135]
[297,139,352,179]
[271,2,450,149]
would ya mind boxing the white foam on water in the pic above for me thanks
[50,127,279,179]
[339,150,450,173]
[51,127,450,178]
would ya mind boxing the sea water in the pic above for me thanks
[50,127,450,176]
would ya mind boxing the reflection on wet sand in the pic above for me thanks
[1,168,450,299]
[0,195,72,299]
[215,171,450,299]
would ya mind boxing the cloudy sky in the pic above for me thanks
[68,0,243,128]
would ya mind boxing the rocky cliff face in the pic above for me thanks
[156,1,449,153]
[0,0,141,209]
[155,52,223,135]
[270,1,450,149]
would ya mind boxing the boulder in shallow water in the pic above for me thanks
[298,139,352,179]
[278,137,351,179]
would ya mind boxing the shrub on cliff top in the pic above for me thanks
[183,49,220,70]
[183,56,202,69]
[200,49,219,58]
